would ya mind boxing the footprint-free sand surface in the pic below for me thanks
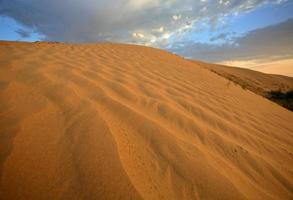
[0,41,292,200]
[200,62,293,96]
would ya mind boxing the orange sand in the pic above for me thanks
[0,41,292,200]
[199,62,293,96]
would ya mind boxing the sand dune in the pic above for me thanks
[218,59,293,77]
[199,62,293,110]
[0,41,293,200]
[197,61,293,94]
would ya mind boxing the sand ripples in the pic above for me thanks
[0,42,292,199]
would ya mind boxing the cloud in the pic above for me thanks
[209,33,230,42]
[172,15,182,21]
[171,19,293,62]
[0,0,285,45]
[15,28,31,38]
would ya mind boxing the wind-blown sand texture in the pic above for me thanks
[199,62,293,111]
[0,41,293,200]
[197,62,293,95]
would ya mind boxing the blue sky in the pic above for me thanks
[179,0,293,45]
[0,16,42,41]
[227,0,293,34]
[0,0,293,67]
[1,0,292,43]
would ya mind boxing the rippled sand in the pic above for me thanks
[0,41,292,200]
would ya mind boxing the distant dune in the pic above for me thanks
[219,59,293,77]
[199,62,293,111]
[0,41,293,200]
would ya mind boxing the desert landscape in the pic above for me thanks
[199,62,293,111]
[0,41,292,200]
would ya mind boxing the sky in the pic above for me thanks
[0,0,293,76]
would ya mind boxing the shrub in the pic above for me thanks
[267,90,293,111]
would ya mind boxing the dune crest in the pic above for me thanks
[0,41,293,200]
[199,62,293,111]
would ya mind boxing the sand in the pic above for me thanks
[0,41,293,200]
[200,62,293,96]
[218,59,293,77]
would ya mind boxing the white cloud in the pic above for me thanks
[171,19,293,62]
[219,0,230,6]
[172,14,182,21]
[0,0,286,47]
[127,0,159,10]
[132,32,145,39]
[152,26,164,33]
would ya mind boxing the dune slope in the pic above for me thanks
[0,41,293,200]
[202,62,293,111]
[199,62,293,111]
[197,62,293,94]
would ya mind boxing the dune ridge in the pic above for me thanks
[0,41,293,200]
[198,62,293,111]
